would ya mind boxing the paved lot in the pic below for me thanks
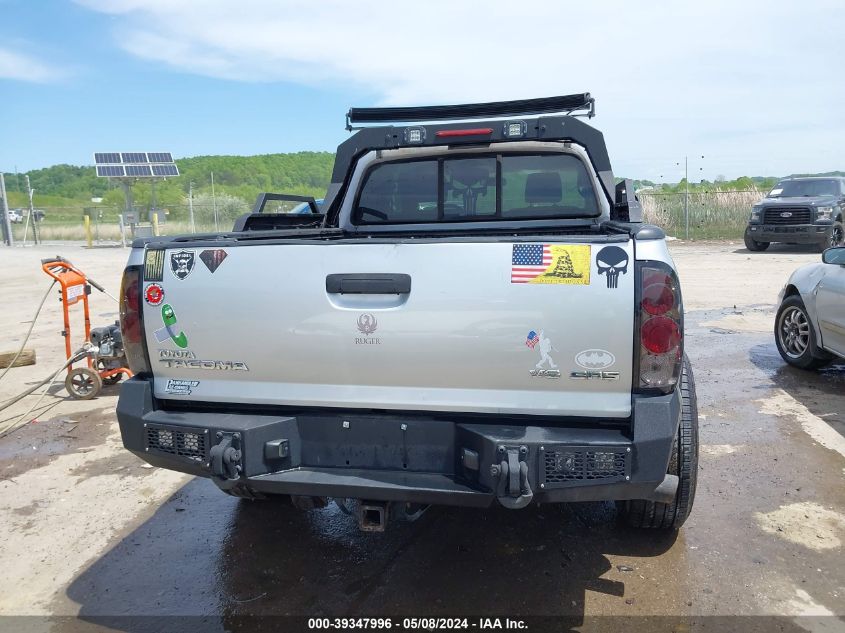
[0,241,843,630]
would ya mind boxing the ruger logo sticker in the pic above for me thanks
[595,246,629,289]
[200,249,228,273]
[355,313,381,345]
[170,250,195,280]
[144,250,165,282]
[575,349,616,370]
[154,303,189,349]
[511,244,590,285]
[144,283,164,306]
[526,330,560,378]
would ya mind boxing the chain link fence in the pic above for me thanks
[8,190,763,243]
[639,190,762,240]
[6,194,253,243]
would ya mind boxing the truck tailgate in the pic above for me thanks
[143,239,635,417]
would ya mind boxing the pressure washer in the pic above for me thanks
[40,256,132,399]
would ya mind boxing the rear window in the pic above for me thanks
[354,153,599,224]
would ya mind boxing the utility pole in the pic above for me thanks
[188,181,196,233]
[211,172,218,232]
[675,155,704,240]
[0,173,13,246]
[23,175,39,245]
[684,156,689,241]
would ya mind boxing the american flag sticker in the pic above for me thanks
[511,244,591,284]
[526,330,540,349]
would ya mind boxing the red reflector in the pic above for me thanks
[435,128,494,138]
[642,282,675,315]
[641,316,681,354]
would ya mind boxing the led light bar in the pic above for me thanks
[347,93,594,128]
[434,127,493,138]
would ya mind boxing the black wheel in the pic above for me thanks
[65,367,102,400]
[824,221,844,250]
[618,356,698,530]
[774,296,832,369]
[744,229,770,252]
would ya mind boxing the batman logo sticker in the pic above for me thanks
[575,349,615,370]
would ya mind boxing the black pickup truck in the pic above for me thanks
[744,176,845,252]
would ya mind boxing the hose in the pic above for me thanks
[0,346,89,438]
[0,280,56,383]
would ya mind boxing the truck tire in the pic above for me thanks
[774,296,832,370]
[618,356,698,530]
[822,221,844,251]
[744,229,769,252]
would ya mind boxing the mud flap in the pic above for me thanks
[491,445,533,509]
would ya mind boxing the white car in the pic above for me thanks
[775,246,845,368]
[7,209,23,223]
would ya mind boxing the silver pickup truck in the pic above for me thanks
[117,94,698,531]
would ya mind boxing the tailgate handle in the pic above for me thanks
[326,273,411,295]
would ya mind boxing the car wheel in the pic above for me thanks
[826,221,844,250]
[774,296,832,369]
[617,355,698,530]
[744,230,769,252]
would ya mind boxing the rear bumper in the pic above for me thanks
[117,377,680,508]
[746,223,830,244]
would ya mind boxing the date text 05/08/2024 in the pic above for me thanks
[307,618,527,630]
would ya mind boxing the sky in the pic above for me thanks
[0,0,843,182]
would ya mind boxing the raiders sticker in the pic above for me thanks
[144,249,165,282]
[164,379,200,396]
[595,246,629,289]
[511,244,591,285]
[200,249,228,273]
[170,250,195,280]
[144,283,164,306]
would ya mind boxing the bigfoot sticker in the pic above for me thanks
[595,246,629,289]
[526,330,560,378]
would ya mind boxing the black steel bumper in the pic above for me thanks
[746,223,830,244]
[117,377,680,508]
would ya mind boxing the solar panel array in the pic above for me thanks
[93,152,179,178]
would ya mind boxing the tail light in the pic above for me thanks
[636,263,682,393]
[119,265,152,375]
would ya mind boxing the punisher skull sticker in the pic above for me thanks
[595,246,629,289]
[170,250,195,280]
